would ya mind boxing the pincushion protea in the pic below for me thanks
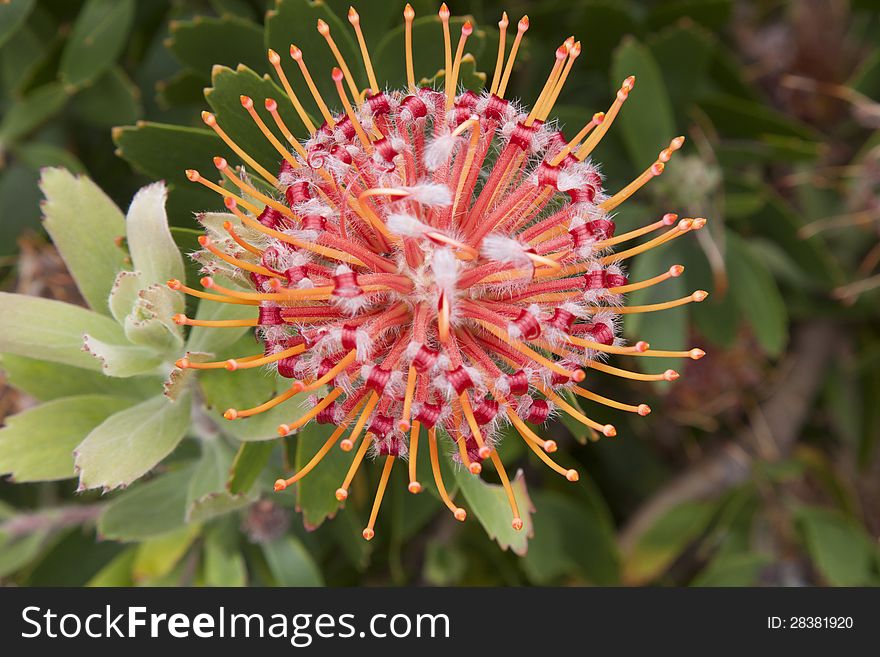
[170,3,707,541]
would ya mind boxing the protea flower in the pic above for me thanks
[170,3,707,541]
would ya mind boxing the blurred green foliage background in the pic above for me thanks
[1,0,879,586]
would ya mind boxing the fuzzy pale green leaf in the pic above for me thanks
[75,392,192,491]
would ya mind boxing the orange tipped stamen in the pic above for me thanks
[176,354,262,370]
[318,19,360,100]
[526,40,568,126]
[276,421,349,489]
[540,39,580,121]
[339,391,379,452]
[288,45,335,127]
[507,407,577,477]
[267,48,316,133]
[227,344,306,372]
[348,7,379,93]
[459,393,491,459]
[404,3,415,91]
[408,420,421,493]
[278,387,344,434]
[497,15,528,98]
[550,112,603,166]
[601,218,699,264]
[439,4,453,107]
[214,156,297,220]
[572,385,651,415]
[447,20,473,109]
[223,220,262,256]
[172,314,258,328]
[428,427,466,521]
[576,76,635,160]
[167,278,257,306]
[264,98,310,157]
[363,455,394,541]
[239,95,299,169]
[601,137,685,211]
[490,12,508,96]
[588,359,678,382]
[226,383,302,419]
[488,449,522,530]
[539,385,615,436]
[198,234,278,278]
[200,111,278,185]
[399,366,418,431]
[185,169,261,214]
[332,67,372,151]
[337,426,374,499]
[598,291,707,315]
[595,213,678,249]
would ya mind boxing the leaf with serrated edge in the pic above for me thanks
[39,168,128,315]
[0,395,134,482]
[108,271,144,324]
[82,335,164,377]
[75,393,192,491]
[454,467,534,555]
[126,182,186,289]
[59,0,135,89]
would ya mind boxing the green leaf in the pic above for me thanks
[726,234,788,356]
[623,500,716,584]
[126,181,186,288]
[75,392,193,491]
[98,466,194,540]
[81,335,164,377]
[0,354,156,401]
[0,530,49,578]
[0,293,128,371]
[86,547,137,586]
[373,14,486,92]
[647,21,716,113]
[108,271,144,323]
[291,421,355,530]
[0,82,69,145]
[112,122,223,224]
[522,490,620,585]
[69,66,141,127]
[610,36,677,169]
[123,284,185,353]
[204,64,312,176]
[59,0,135,89]
[132,524,201,582]
[0,395,134,482]
[203,523,247,586]
[157,70,208,108]
[698,93,819,141]
[228,440,275,495]
[13,142,86,173]
[692,552,770,586]
[0,0,35,48]
[646,0,732,31]
[454,466,534,556]
[265,0,365,117]
[169,15,267,78]
[39,168,127,315]
[186,437,253,523]
[794,506,877,586]
[262,535,323,586]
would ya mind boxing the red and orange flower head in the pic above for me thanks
[171,4,707,541]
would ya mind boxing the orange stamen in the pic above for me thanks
[267,48,316,134]
[362,455,394,540]
[490,12,509,96]
[278,387,344,435]
[497,16,528,98]
[200,111,278,185]
[408,420,421,493]
[318,19,360,100]
[428,427,466,521]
